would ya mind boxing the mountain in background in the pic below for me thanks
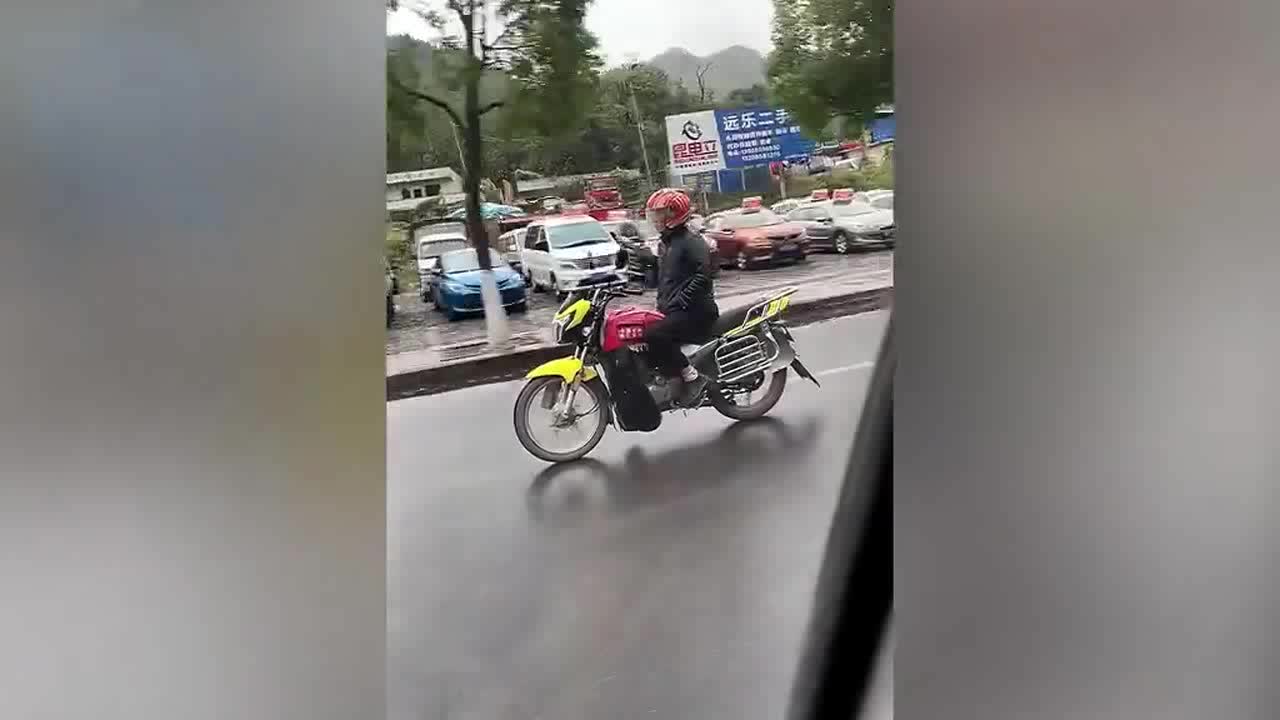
[646,45,767,99]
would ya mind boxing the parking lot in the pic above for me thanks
[386,250,894,357]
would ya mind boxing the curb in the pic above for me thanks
[386,286,893,401]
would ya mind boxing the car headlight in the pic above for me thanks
[558,261,578,270]
[441,280,466,293]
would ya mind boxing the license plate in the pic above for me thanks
[780,242,796,251]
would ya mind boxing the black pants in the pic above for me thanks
[645,307,717,377]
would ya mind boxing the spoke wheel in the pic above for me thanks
[710,369,788,420]
[514,376,609,463]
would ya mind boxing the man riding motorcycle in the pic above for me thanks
[642,188,719,405]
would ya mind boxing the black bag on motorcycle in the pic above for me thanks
[597,349,662,432]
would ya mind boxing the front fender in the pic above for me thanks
[526,356,599,383]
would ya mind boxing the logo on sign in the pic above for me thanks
[681,120,703,141]
[672,140,719,164]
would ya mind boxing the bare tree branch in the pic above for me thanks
[388,72,466,129]
[695,62,713,104]
[478,100,505,116]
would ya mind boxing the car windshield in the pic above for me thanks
[547,220,611,248]
[724,209,784,229]
[831,202,877,217]
[439,248,509,273]
[419,238,468,260]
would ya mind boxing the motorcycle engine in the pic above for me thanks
[647,375,675,409]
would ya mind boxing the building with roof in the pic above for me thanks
[386,167,465,213]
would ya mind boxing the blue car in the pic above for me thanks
[430,248,529,322]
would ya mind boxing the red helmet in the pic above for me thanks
[644,188,693,231]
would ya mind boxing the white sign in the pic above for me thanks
[664,110,725,173]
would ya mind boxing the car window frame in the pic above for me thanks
[785,317,892,720]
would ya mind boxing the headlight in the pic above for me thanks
[559,261,578,270]
[441,281,466,293]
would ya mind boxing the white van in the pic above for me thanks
[496,227,527,271]
[519,216,626,295]
[416,233,469,300]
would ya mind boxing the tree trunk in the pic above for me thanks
[461,11,509,348]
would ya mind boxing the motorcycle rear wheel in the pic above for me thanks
[513,376,609,463]
[710,369,787,420]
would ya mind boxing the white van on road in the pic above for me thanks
[519,216,626,295]
[416,233,469,300]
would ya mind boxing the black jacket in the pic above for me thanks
[655,223,716,316]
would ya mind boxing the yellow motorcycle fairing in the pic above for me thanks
[525,356,599,383]
[554,298,592,331]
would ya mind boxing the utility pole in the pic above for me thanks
[626,63,655,188]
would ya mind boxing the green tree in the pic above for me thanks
[767,0,892,137]
[720,83,769,109]
[387,0,601,345]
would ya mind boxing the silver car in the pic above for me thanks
[801,199,895,252]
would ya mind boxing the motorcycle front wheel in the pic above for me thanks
[710,369,788,421]
[513,376,610,463]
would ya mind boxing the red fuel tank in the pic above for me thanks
[601,306,665,352]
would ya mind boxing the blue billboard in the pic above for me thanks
[714,106,816,169]
[869,114,895,143]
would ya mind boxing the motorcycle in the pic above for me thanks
[512,273,821,463]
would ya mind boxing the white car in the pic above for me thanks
[520,216,627,295]
[810,199,895,249]
[496,227,527,270]
[832,157,861,172]
[772,198,803,216]
[415,233,469,300]
[855,189,894,210]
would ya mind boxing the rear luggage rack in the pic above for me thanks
[715,334,779,383]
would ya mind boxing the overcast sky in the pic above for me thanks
[386,0,774,67]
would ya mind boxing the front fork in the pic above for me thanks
[550,347,588,424]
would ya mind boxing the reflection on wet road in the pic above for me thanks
[388,311,888,720]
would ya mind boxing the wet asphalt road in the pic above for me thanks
[388,310,890,720]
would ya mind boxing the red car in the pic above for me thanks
[703,207,810,270]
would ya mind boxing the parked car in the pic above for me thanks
[771,198,803,216]
[832,157,860,172]
[496,227,527,272]
[703,205,809,270]
[520,215,627,297]
[427,248,528,322]
[855,189,894,210]
[788,198,894,253]
[415,233,470,301]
